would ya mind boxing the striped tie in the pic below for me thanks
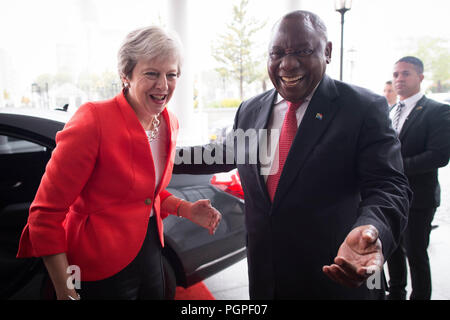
[266,101,302,202]
[392,101,405,132]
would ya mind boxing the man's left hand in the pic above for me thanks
[322,225,384,288]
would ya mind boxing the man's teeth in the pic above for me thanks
[151,95,166,100]
[281,75,303,82]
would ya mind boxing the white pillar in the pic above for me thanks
[166,0,197,146]
[286,0,303,12]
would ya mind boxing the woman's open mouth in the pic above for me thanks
[150,94,167,104]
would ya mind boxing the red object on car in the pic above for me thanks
[210,169,244,200]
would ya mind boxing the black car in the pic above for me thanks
[0,108,246,300]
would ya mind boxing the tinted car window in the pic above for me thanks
[0,134,50,298]
[0,135,49,211]
[0,136,47,154]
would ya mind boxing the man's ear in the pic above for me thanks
[325,41,332,64]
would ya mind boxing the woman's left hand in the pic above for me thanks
[184,199,222,235]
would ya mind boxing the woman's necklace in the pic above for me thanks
[146,114,161,142]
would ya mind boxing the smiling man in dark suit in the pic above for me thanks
[175,10,411,299]
[387,56,450,300]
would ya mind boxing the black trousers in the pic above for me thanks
[77,217,165,300]
[387,208,436,300]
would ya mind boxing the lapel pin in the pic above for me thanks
[315,113,323,120]
[416,106,423,110]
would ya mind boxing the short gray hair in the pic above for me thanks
[117,26,183,83]
[270,10,328,47]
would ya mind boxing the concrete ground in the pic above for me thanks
[204,164,450,300]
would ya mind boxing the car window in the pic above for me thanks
[0,134,50,212]
[0,135,47,154]
[0,134,50,299]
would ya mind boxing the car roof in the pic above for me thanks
[0,108,67,141]
[0,107,72,123]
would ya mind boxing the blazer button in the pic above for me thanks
[145,198,152,205]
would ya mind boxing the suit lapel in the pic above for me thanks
[399,96,426,140]
[253,89,278,203]
[254,89,277,131]
[271,75,339,207]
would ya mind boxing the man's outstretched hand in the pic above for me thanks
[323,225,384,288]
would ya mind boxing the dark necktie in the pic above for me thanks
[392,101,405,132]
[266,101,302,202]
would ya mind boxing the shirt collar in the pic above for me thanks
[400,91,424,109]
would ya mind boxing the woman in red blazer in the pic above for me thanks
[16,26,221,300]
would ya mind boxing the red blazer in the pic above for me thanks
[17,91,179,281]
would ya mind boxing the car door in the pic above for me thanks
[0,133,52,298]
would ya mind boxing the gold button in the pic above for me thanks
[145,198,152,205]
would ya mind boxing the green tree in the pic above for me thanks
[412,37,450,92]
[211,0,266,100]
[77,70,120,99]
[34,73,55,89]
[34,69,74,91]
[54,69,74,85]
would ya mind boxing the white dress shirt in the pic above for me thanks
[262,85,319,182]
[146,116,168,217]
[389,91,424,133]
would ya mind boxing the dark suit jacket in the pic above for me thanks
[395,96,450,209]
[175,75,411,299]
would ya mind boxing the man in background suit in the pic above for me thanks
[387,56,450,300]
[175,11,411,299]
[384,80,398,108]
